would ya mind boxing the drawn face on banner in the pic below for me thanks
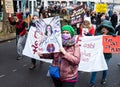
[47,43,55,53]
[45,25,53,36]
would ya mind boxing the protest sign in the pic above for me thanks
[76,35,108,72]
[70,5,84,25]
[22,16,62,63]
[96,3,107,13]
[103,36,120,53]
[5,0,14,13]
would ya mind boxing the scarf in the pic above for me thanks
[62,36,75,46]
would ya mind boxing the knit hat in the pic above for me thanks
[84,17,91,23]
[33,12,39,17]
[62,25,75,37]
[16,12,23,20]
[96,20,115,34]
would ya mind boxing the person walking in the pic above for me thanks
[8,12,27,60]
[89,20,115,87]
[110,11,118,28]
[115,24,120,66]
[38,25,80,87]
[28,12,40,70]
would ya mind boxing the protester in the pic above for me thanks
[38,25,80,87]
[28,12,40,70]
[8,12,27,60]
[110,11,118,28]
[90,11,96,25]
[115,24,120,66]
[79,17,95,36]
[24,8,32,31]
[89,20,115,87]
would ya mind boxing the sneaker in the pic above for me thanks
[29,65,36,70]
[101,79,107,85]
[89,84,95,87]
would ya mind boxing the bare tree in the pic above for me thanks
[2,0,15,33]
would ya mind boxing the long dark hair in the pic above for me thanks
[45,24,53,36]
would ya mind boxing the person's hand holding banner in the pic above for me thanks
[59,47,66,55]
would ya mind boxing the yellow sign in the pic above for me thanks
[5,0,14,13]
[96,4,107,13]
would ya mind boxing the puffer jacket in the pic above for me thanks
[42,43,80,81]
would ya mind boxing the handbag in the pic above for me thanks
[49,65,60,78]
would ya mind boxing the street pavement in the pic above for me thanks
[0,39,120,87]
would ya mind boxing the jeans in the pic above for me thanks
[90,58,110,85]
[52,77,76,87]
[17,34,26,57]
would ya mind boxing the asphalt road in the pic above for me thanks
[0,40,120,87]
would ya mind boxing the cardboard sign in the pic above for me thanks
[70,5,84,25]
[5,0,14,13]
[96,4,107,13]
[103,36,120,53]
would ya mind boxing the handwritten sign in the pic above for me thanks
[96,4,107,13]
[70,5,84,25]
[23,16,62,63]
[76,35,108,72]
[103,36,120,53]
[5,0,14,13]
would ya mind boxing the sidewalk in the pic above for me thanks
[0,33,16,43]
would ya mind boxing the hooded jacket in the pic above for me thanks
[8,12,27,36]
[95,20,115,59]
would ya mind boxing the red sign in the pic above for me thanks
[103,36,120,53]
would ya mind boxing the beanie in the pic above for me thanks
[62,25,75,37]
[16,12,23,20]
[33,12,39,17]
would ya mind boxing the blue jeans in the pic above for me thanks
[90,58,110,85]
[17,34,26,57]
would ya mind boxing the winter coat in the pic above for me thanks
[115,24,120,35]
[110,14,118,28]
[80,25,95,36]
[41,43,80,81]
[95,20,115,59]
[8,17,27,36]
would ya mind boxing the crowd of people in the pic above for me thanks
[7,5,120,87]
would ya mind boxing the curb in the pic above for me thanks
[0,37,16,43]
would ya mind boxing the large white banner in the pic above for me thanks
[23,23,108,72]
[23,16,62,63]
[76,35,108,72]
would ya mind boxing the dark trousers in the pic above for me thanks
[52,77,76,87]
[31,58,36,65]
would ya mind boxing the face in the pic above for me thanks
[33,16,39,20]
[46,25,52,36]
[15,16,19,22]
[101,27,109,35]
[62,30,70,34]
[84,20,90,26]
[62,30,71,40]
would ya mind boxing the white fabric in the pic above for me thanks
[76,36,108,72]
